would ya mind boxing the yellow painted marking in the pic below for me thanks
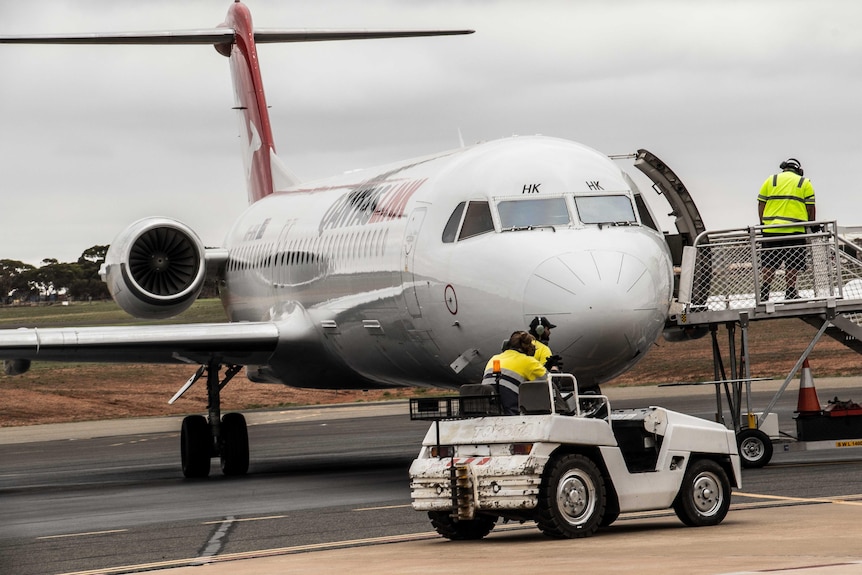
[353,504,412,511]
[37,529,128,540]
[56,532,443,575]
[735,492,862,506]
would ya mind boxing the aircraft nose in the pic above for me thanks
[523,248,669,378]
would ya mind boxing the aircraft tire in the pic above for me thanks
[536,453,606,538]
[672,458,731,527]
[737,428,773,468]
[181,415,211,479]
[220,412,249,476]
[427,512,496,540]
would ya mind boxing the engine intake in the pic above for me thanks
[102,217,207,319]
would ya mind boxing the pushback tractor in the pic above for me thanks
[408,374,741,539]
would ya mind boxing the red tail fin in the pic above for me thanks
[218,2,282,203]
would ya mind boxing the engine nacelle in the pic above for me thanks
[101,217,207,320]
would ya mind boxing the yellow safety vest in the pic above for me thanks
[533,340,552,366]
[482,349,547,414]
[758,172,815,234]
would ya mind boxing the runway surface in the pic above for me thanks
[3,378,862,575]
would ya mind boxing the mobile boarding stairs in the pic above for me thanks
[670,220,862,467]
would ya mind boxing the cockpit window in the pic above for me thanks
[459,201,494,240]
[442,201,494,243]
[574,195,637,224]
[442,202,465,243]
[497,197,570,229]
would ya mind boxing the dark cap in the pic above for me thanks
[779,158,803,176]
[529,316,557,333]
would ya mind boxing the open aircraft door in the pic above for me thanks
[633,149,706,266]
[628,149,710,339]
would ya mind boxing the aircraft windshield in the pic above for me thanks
[574,195,637,224]
[442,201,495,242]
[497,197,570,228]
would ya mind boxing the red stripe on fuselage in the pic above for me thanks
[369,178,426,223]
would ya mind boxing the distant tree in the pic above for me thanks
[0,246,112,303]
[27,261,79,298]
[0,259,36,303]
[79,245,108,264]
[70,245,110,300]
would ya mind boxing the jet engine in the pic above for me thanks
[101,217,207,320]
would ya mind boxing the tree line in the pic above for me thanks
[0,246,110,304]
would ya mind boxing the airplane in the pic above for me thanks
[0,1,699,478]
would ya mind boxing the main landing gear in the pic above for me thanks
[172,358,248,478]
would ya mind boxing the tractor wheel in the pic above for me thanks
[428,512,497,540]
[672,458,731,527]
[536,454,606,538]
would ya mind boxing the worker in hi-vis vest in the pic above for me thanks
[757,158,816,301]
[528,316,561,371]
[482,331,547,415]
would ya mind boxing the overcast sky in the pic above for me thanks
[1,0,861,266]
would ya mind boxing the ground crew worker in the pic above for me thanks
[528,316,562,371]
[482,331,547,415]
[757,158,816,300]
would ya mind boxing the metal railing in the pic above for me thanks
[678,221,862,313]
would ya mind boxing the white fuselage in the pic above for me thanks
[219,136,674,390]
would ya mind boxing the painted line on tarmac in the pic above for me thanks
[721,560,862,575]
[53,524,533,575]
[353,503,412,511]
[202,515,289,524]
[55,531,444,575]
[54,498,855,575]
[735,491,862,506]
[200,517,234,559]
[38,529,129,540]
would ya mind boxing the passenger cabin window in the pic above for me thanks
[574,195,637,225]
[497,197,570,229]
[442,201,494,243]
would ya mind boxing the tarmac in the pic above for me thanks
[9,376,862,575]
[4,375,861,445]
[55,500,862,575]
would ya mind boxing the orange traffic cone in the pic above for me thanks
[796,359,822,414]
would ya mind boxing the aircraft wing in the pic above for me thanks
[0,322,279,366]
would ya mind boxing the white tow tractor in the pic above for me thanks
[409,374,742,540]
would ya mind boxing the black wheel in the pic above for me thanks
[181,415,211,478]
[673,459,731,527]
[428,512,497,540]
[737,428,773,468]
[599,496,620,528]
[536,454,606,538]
[220,412,249,476]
